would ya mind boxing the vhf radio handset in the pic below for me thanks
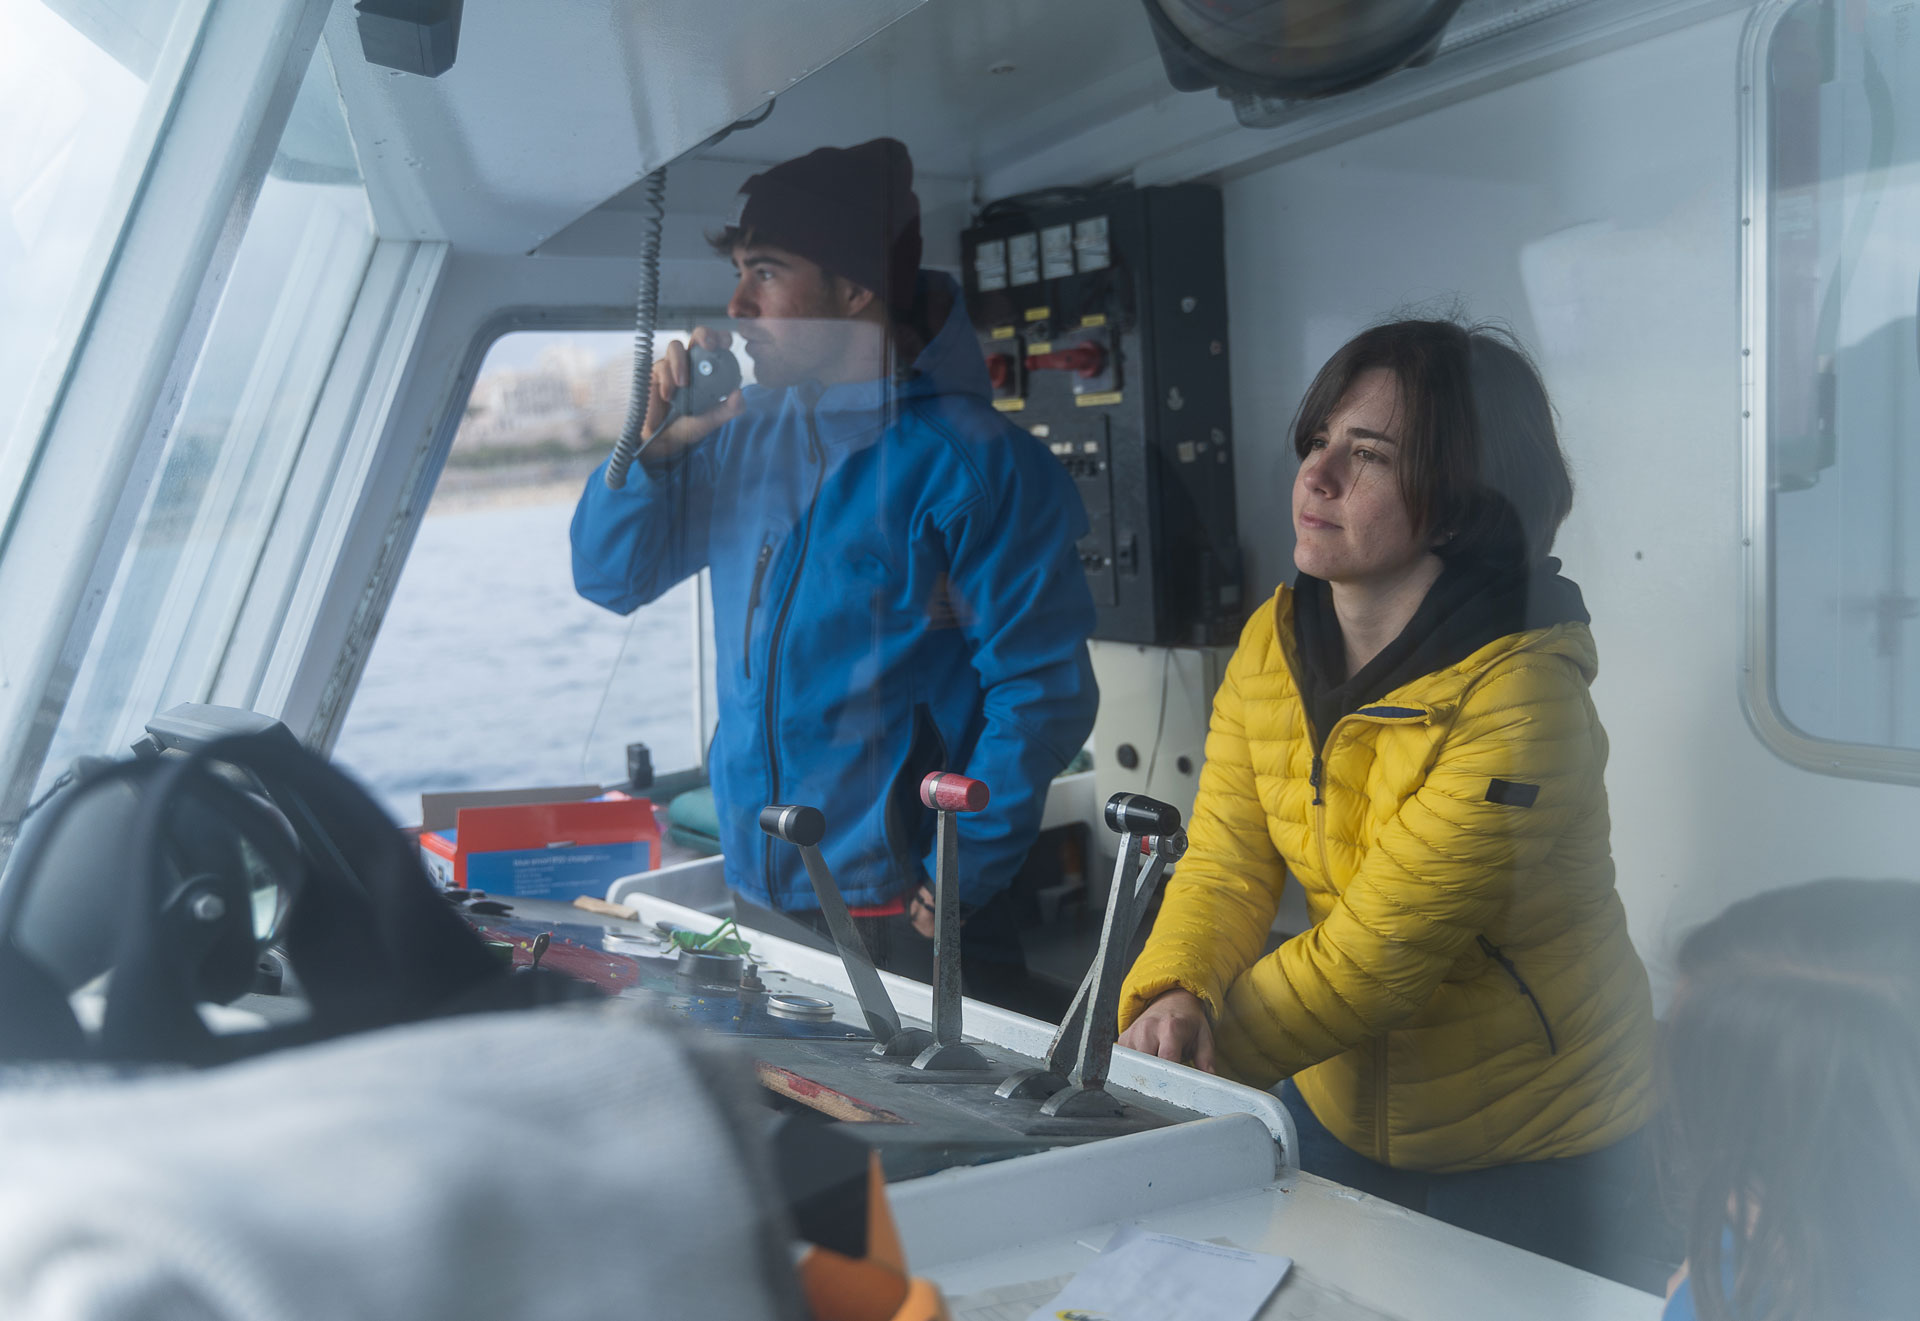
[656,344,743,436]
[603,343,742,489]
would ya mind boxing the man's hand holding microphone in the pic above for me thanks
[639,326,744,467]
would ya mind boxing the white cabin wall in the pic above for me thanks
[1214,8,1920,1003]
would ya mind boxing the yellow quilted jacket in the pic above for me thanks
[1119,586,1654,1172]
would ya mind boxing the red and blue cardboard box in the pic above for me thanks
[419,792,660,900]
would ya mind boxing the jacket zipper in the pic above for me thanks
[1309,740,1335,896]
[1312,709,1432,1166]
[1309,745,1384,1161]
[742,542,772,679]
[1478,936,1558,1054]
[1308,706,1419,808]
[760,404,826,902]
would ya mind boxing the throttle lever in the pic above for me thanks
[996,792,1186,1116]
[759,804,931,1058]
[910,772,992,1071]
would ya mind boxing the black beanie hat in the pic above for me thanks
[732,137,923,314]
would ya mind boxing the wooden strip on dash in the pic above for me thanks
[571,895,638,921]
[754,1062,908,1124]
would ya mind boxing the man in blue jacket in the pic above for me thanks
[571,138,1097,990]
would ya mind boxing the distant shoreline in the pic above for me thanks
[428,456,601,514]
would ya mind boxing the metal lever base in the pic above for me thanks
[1039,1083,1126,1118]
[994,1066,1066,1100]
[912,1040,990,1071]
[873,1026,936,1058]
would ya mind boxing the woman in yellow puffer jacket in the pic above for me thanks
[1119,318,1661,1287]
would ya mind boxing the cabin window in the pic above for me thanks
[37,45,376,786]
[330,328,739,824]
[0,0,199,506]
[1750,0,1920,780]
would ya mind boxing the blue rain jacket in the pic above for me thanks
[571,273,1098,911]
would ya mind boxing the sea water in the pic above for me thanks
[331,495,701,825]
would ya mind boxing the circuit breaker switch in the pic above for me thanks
[1026,341,1107,379]
[986,352,1017,391]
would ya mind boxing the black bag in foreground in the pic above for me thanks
[0,726,597,1067]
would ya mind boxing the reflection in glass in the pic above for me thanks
[39,48,375,781]
[0,0,192,494]
[331,330,734,823]
[1768,0,1920,750]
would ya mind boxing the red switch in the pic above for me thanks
[986,352,1015,391]
[1026,340,1107,379]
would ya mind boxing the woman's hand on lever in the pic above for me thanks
[643,326,744,463]
[1118,988,1216,1073]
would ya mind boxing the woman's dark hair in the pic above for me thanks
[1663,878,1920,1321]
[1291,318,1573,564]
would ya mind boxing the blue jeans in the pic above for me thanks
[1279,1080,1677,1294]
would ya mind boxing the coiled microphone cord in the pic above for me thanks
[603,167,668,490]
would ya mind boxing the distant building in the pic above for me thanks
[537,342,600,390]
[584,355,636,441]
[450,335,671,456]
[455,369,574,450]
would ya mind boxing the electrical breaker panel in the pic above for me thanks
[962,185,1242,647]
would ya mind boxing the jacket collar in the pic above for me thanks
[1280,559,1596,751]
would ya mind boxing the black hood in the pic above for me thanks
[1290,557,1590,754]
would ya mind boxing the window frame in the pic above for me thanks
[1738,0,1920,787]
[0,0,334,855]
[0,0,214,533]
[311,309,728,784]
[51,152,384,774]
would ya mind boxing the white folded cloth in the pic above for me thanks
[0,1006,804,1321]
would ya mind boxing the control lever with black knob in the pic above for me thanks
[996,792,1187,1117]
[758,804,931,1058]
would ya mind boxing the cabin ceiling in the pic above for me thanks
[654,0,1169,185]
[533,0,1614,267]
[323,0,1627,259]
[533,0,1172,270]
[321,0,930,254]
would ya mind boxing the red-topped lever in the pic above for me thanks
[921,772,989,814]
[1026,341,1107,379]
[913,771,991,1071]
[985,353,1016,392]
